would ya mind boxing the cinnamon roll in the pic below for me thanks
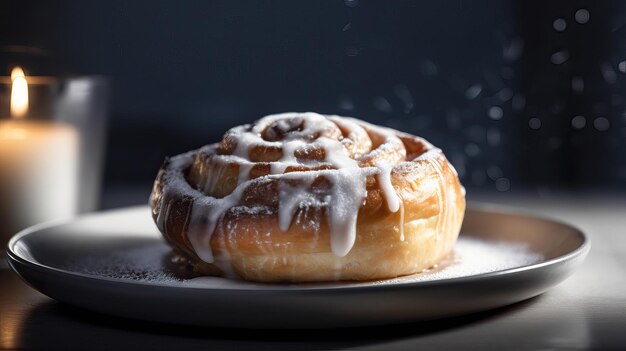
[150,112,465,282]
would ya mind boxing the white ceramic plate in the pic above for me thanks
[6,205,589,328]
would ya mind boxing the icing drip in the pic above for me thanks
[277,177,317,232]
[375,162,400,213]
[374,161,404,242]
[237,162,254,184]
[188,181,249,263]
[324,168,368,256]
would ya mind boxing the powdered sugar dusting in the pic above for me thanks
[63,244,180,284]
[377,236,544,285]
[59,236,543,289]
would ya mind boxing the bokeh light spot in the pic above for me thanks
[575,9,590,24]
[593,117,610,131]
[551,51,569,65]
[488,106,503,120]
[465,85,482,100]
[465,143,481,157]
[529,117,542,130]
[495,177,511,192]
[553,18,567,32]
[571,115,586,129]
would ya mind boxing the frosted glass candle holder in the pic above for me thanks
[0,72,108,247]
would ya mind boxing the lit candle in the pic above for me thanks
[0,67,79,246]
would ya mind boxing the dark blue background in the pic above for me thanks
[2,0,625,200]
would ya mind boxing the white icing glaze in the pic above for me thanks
[159,113,422,267]
[255,113,398,257]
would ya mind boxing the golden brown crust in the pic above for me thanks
[150,114,465,282]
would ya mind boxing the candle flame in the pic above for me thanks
[10,67,29,119]
[10,67,25,81]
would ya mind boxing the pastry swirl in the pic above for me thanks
[150,112,465,282]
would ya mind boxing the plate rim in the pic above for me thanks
[6,203,591,294]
